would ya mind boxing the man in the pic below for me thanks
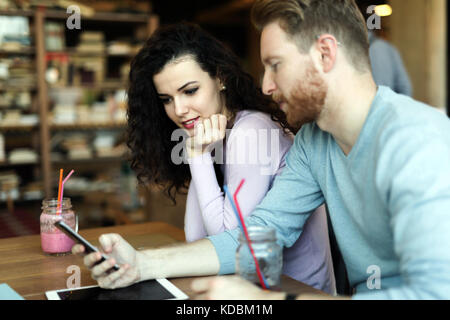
[74,0,450,299]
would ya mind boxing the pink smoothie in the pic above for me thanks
[41,232,75,254]
[40,210,76,254]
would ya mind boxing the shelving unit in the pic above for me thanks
[0,6,158,215]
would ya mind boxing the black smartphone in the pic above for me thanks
[54,220,120,271]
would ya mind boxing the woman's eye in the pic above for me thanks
[160,97,172,105]
[185,87,198,95]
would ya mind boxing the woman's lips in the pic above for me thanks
[182,116,200,129]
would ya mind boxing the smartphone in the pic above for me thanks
[54,220,120,271]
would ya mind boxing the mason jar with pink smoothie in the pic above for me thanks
[40,198,77,255]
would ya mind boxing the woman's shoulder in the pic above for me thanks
[228,110,294,147]
[233,110,283,130]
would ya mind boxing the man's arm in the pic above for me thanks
[138,239,220,280]
[208,126,325,275]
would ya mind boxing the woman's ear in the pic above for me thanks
[216,78,226,91]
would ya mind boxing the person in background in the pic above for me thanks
[124,23,335,293]
[369,31,412,96]
[357,1,413,96]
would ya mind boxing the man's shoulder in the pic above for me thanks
[291,122,330,157]
[372,87,450,158]
[375,87,449,137]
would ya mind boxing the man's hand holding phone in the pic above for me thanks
[72,233,142,289]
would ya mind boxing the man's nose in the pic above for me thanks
[262,71,276,96]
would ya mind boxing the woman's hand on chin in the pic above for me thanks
[186,114,227,158]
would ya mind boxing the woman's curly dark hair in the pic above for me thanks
[127,22,292,203]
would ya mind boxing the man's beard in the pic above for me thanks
[278,63,328,133]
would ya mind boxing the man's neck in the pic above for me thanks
[317,73,378,156]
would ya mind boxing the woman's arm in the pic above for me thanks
[188,113,292,236]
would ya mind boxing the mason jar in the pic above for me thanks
[40,198,78,255]
[235,225,282,288]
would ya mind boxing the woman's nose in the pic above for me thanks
[174,98,189,117]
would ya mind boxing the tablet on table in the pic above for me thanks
[45,279,188,300]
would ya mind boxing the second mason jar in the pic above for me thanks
[235,225,282,288]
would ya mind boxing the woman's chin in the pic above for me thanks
[182,127,195,136]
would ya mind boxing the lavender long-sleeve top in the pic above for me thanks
[185,110,336,294]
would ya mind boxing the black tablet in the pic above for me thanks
[45,279,188,300]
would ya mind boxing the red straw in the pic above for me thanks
[56,169,63,215]
[233,179,268,290]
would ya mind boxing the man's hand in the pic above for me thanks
[191,275,286,300]
[186,114,227,158]
[72,233,142,289]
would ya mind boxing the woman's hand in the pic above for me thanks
[72,233,142,289]
[186,114,227,158]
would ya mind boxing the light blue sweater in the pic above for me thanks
[208,86,450,299]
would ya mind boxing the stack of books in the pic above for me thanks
[0,16,30,51]
[0,171,20,201]
[61,134,92,159]
[8,148,38,164]
[2,57,35,87]
[76,32,105,54]
[45,22,65,51]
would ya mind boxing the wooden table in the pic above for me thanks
[0,222,327,300]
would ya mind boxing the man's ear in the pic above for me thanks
[314,34,339,73]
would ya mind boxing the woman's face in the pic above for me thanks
[153,55,226,135]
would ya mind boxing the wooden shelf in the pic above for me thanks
[0,124,38,132]
[0,9,34,17]
[0,160,39,167]
[0,7,157,199]
[49,82,126,91]
[0,48,35,55]
[44,9,150,23]
[50,121,126,130]
[0,84,37,91]
[52,156,125,165]
[0,9,150,23]
[47,49,138,58]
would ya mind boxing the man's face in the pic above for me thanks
[260,22,328,131]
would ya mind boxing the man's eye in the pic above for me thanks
[271,63,279,72]
[185,87,198,95]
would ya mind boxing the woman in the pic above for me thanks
[127,23,335,294]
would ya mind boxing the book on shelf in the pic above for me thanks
[45,22,65,51]
[0,111,38,127]
[0,16,30,50]
[77,32,105,53]
[22,181,44,200]
[0,56,35,87]
[8,148,38,163]
[0,170,20,201]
